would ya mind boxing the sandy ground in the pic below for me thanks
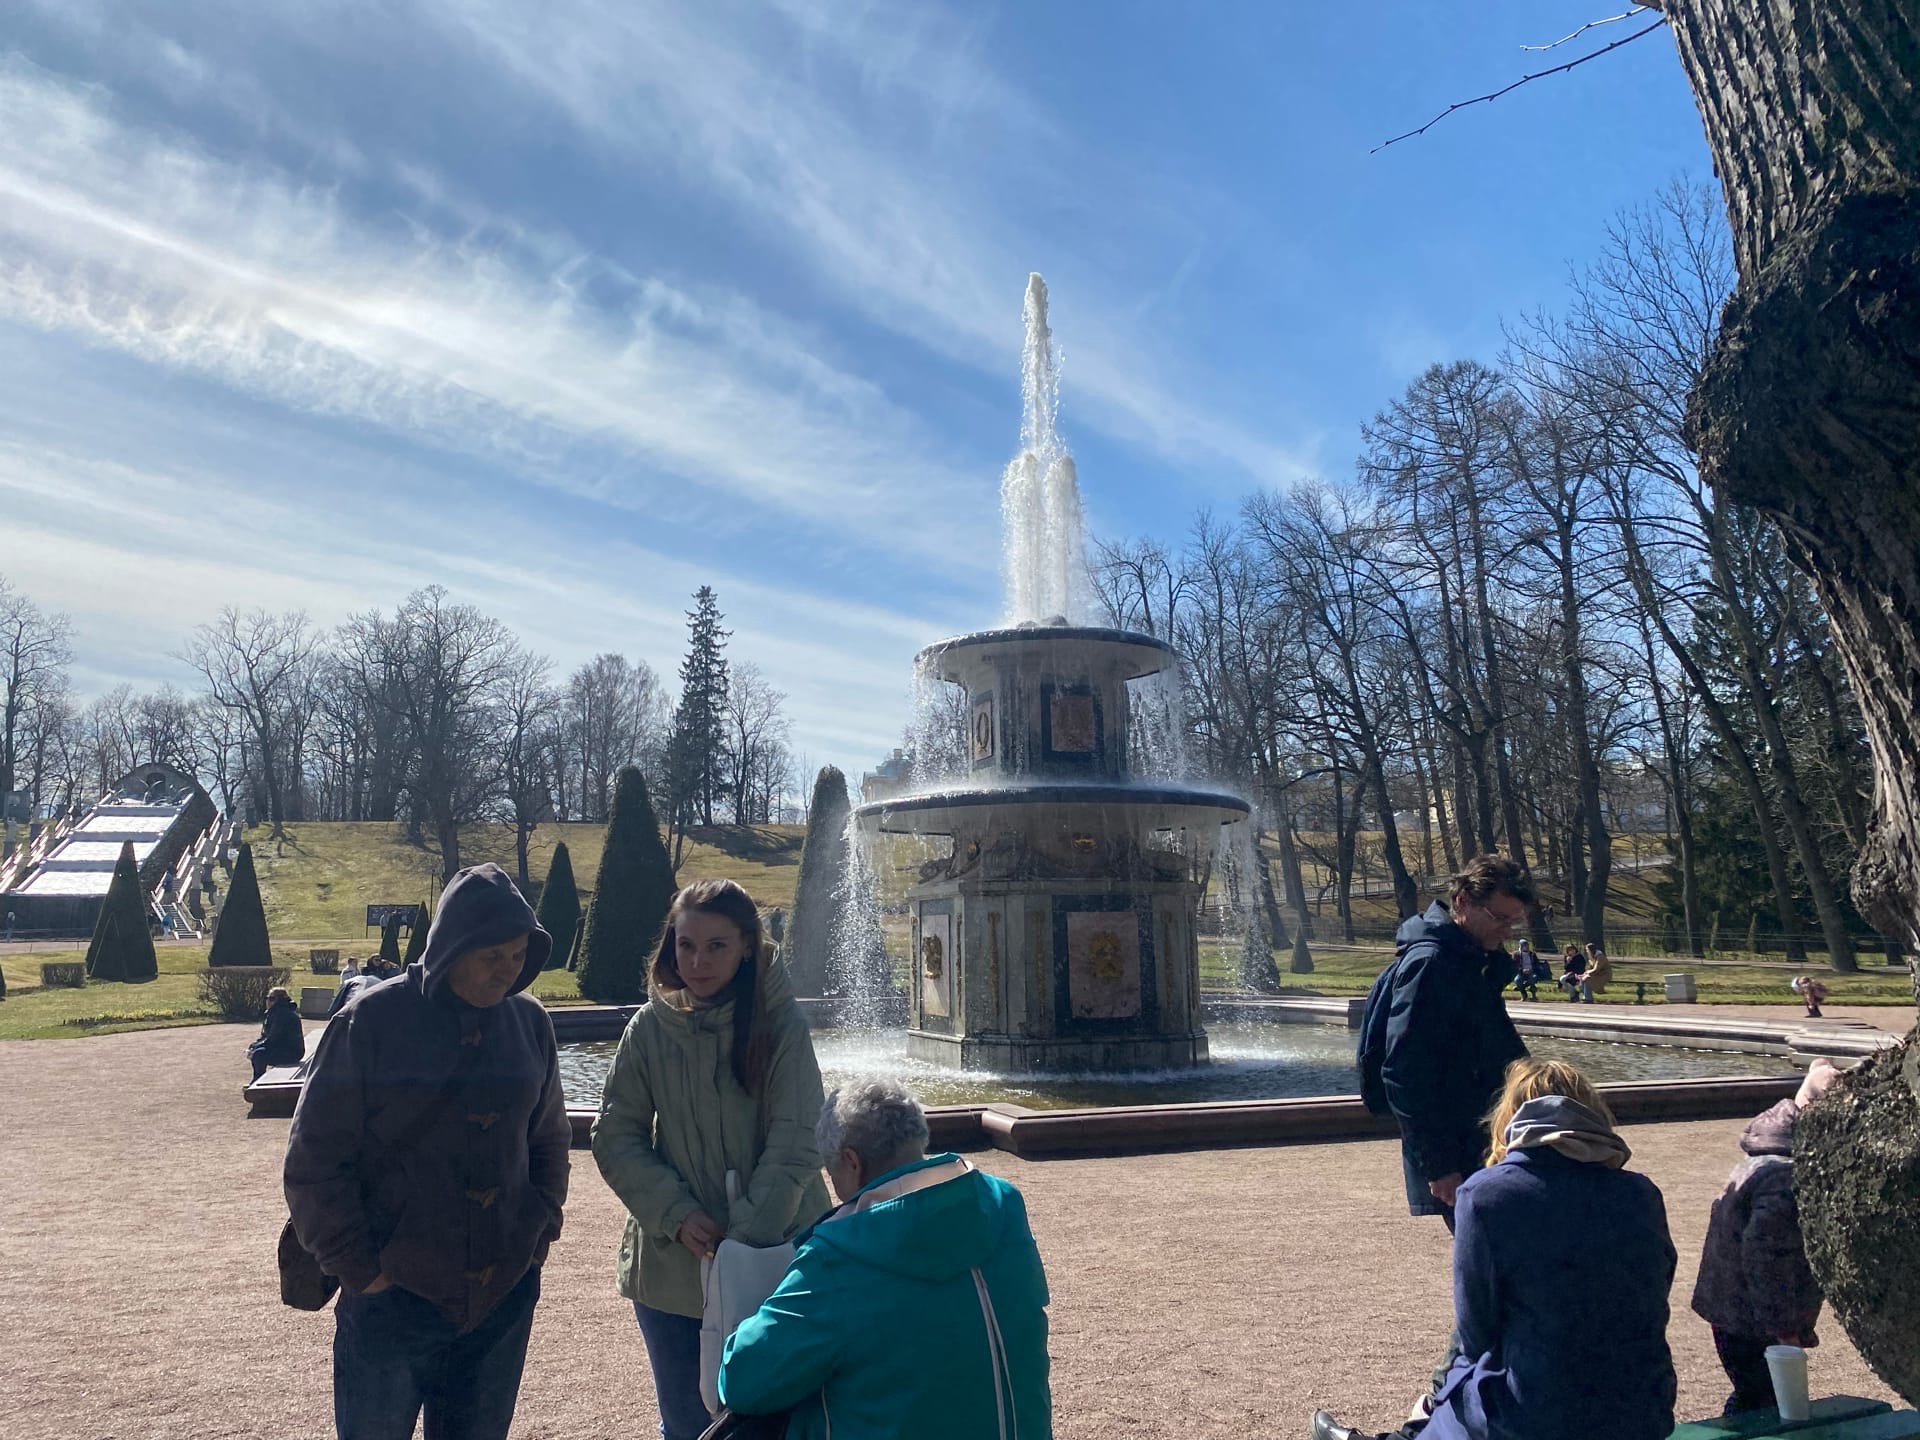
[0,1020,1904,1440]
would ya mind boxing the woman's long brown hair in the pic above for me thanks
[651,878,771,1094]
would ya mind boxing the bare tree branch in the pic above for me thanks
[1372,16,1670,154]
[1522,7,1653,52]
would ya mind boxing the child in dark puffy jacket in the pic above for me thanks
[1690,1059,1844,1413]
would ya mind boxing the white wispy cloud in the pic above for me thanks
[420,0,1318,490]
[0,56,996,570]
[0,428,937,763]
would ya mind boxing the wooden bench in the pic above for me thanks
[1671,1397,1918,1440]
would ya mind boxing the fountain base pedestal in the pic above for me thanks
[906,1028,1209,1074]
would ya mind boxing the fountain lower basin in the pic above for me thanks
[554,1023,1798,1110]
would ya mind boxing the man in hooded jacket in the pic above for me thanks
[719,1077,1053,1440]
[286,863,571,1440]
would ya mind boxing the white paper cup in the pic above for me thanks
[1766,1344,1811,1422]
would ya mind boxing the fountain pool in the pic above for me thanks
[555,1026,1797,1112]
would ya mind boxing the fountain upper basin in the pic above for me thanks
[916,624,1177,686]
[854,779,1249,838]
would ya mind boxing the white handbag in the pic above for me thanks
[698,1171,796,1415]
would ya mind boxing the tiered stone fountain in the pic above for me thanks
[854,276,1248,1072]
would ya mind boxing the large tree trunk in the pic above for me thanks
[1667,0,1920,967]
[1663,0,1920,1403]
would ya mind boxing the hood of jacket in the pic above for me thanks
[418,863,550,999]
[1503,1094,1632,1169]
[1739,1096,1801,1157]
[802,1154,1010,1282]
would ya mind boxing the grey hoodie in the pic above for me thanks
[1503,1094,1633,1169]
[285,863,571,1333]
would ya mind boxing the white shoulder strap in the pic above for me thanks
[971,1267,1017,1440]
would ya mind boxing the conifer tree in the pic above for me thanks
[85,841,158,982]
[666,587,731,866]
[378,910,403,963]
[1288,931,1314,975]
[578,767,676,1004]
[208,840,273,967]
[403,896,430,966]
[536,841,581,972]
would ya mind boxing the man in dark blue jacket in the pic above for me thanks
[1328,855,1534,1440]
[286,863,570,1440]
[1382,858,1533,1223]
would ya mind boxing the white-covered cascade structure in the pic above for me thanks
[0,764,229,938]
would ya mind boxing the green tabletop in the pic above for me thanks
[1670,1397,1891,1440]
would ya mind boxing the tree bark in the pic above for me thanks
[1663,0,1920,1402]
[1667,0,1920,966]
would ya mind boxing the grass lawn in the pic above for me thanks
[0,941,586,1042]
[244,821,807,936]
[1199,939,1919,1007]
[6,818,1910,1040]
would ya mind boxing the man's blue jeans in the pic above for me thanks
[333,1267,540,1440]
[635,1301,710,1440]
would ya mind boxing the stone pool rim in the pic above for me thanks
[245,1000,1893,1160]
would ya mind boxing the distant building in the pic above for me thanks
[861,748,913,804]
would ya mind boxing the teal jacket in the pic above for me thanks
[719,1154,1053,1440]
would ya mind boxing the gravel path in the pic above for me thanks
[0,1023,1901,1439]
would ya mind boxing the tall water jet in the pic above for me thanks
[1001,274,1085,625]
[855,274,1250,1072]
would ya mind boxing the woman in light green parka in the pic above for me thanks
[592,878,830,1440]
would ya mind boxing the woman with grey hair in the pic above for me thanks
[717,1077,1054,1439]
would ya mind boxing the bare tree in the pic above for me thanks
[132,684,200,773]
[498,649,559,886]
[380,587,519,883]
[727,662,791,825]
[0,577,73,801]
[180,608,317,840]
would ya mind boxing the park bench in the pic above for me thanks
[40,961,85,988]
[1670,1396,1920,1440]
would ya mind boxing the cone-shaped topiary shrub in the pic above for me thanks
[208,840,273,966]
[1289,931,1314,974]
[785,766,852,997]
[86,840,159,982]
[537,842,581,971]
[578,767,676,1004]
[378,910,403,963]
[403,897,429,966]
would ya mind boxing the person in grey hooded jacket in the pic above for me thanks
[1691,1059,1842,1412]
[285,863,571,1440]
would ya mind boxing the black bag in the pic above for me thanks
[277,1041,483,1311]
[1356,958,1400,1116]
[699,1408,793,1440]
[278,1215,339,1310]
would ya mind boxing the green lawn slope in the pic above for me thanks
[3,821,1911,1040]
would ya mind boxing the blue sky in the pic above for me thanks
[0,2,1711,783]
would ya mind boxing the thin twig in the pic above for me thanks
[1372,15,1670,154]
[1522,6,1652,52]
